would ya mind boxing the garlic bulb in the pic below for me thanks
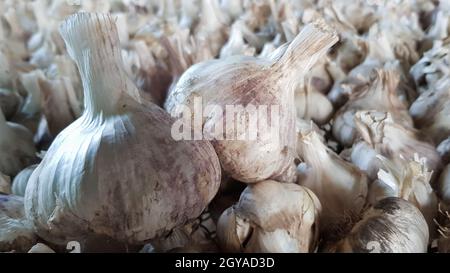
[12,164,37,197]
[0,109,37,177]
[370,155,437,238]
[295,81,334,125]
[332,68,413,147]
[217,180,321,253]
[0,88,21,119]
[297,131,368,238]
[409,79,450,145]
[24,13,221,245]
[437,137,450,164]
[28,243,55,253]
[0,194,37,252]
[354,111,442,174]
[165,22,338,183]
[328,197,429,253]
[221,0,243,20]
[0,172,11,195]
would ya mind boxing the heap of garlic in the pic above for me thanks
[165,21,338,183]
[217,180,321,253]
[24,13,221,246]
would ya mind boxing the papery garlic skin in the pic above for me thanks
[24,13,221,245]
[12,164,37,197]
[28,243,55,253]
[165,22,338,183]
[330,198,428,253]
[0,88,21,119]
[350,141,381,181]
[297,131,368,237]
[0,194,37,252]
[438,165,450,206]
[295,82,334,125]
[217,180,321,253]
[0,109,37,177]
[437,138,450,164]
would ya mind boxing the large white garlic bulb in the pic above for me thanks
[217,180,321,253]
[24,13,221,245]
[165,21,338,183]
[12,164,37,197]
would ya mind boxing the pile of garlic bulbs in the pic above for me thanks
[1,0,450,253]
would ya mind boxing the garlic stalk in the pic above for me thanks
[12,164,37,197]
[332,68,413,147]
[297,131,368,238]
[12,70,45,133]
[165,21,338,183]
[220,21,256,58]
[217,180,322,253]
[0,194,37,252]
[327,198,429,253]
[24,13,221,245]
[0,88,22,119]
[354,111,441,174]
[0,109,37,177]
[370,154,437,239]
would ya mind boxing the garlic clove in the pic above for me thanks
[12,164,37,197]
[0,194,37,253]
[217,180,322,253]
[329,197,429,253]
[166,21,338,183]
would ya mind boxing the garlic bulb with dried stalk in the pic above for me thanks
[0,194,37,252]
[0,88,21,119]
[409,79,450,145]
[369,154,437,239]
[196,0,230,56]
[295,79,334,125]
[332,68,413,147]
[354,111,441,174]
[296,131,368,239]
[0,109,37,177]
[165,22,338,183]
[24,13,221,245]
[438,137,450,164]
[217,180,321,253]
[326,197,429,253]
[220,21,256,58]
[12,164,37,197]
